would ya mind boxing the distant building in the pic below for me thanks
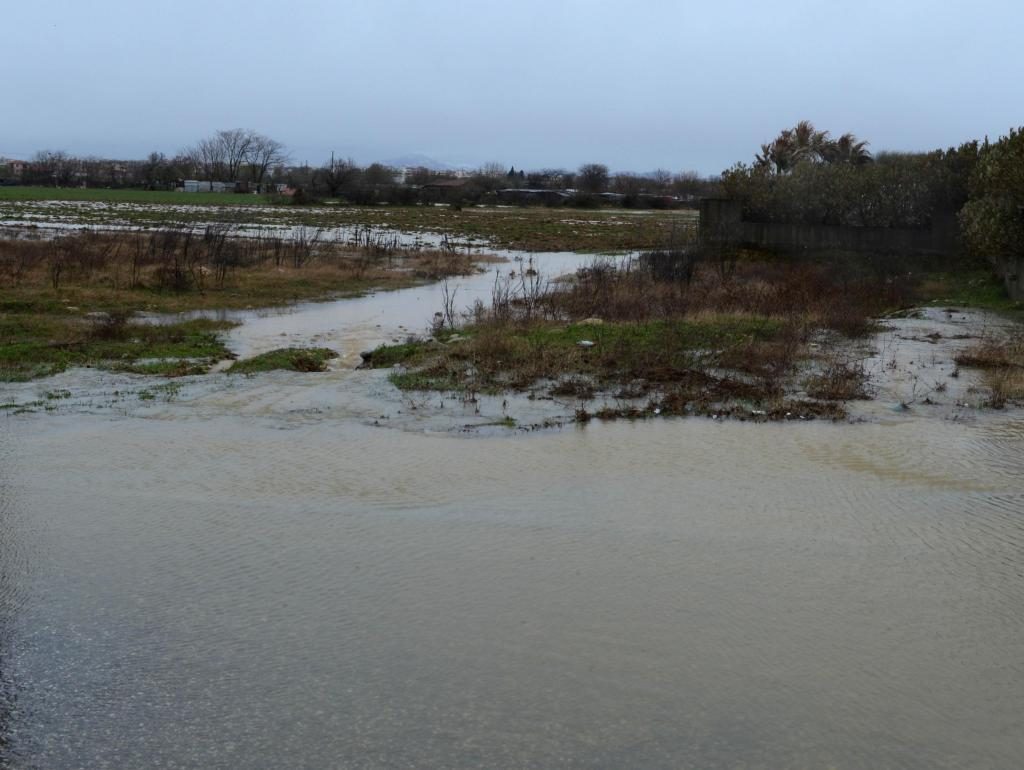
[0,158,26,177]
[496,188,571,205]
[180,180,250,193]
[419,178,472,202]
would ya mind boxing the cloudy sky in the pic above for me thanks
[3,0,1021,174]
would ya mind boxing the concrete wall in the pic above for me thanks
[996,256,1024,301]
[699,198,957,256]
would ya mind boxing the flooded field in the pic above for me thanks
[1,243,1023,767]
[0,198,698,254]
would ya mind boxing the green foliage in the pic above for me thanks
[960,128,1024,258]
[754,121,871,173]
[388,369,462,391]
[0,316,236,381]
[228,347,337,374]
[723,141,980,228]
[378,316,786,394]
[363,341,426,368]
[918,270,1023,313]
[522,317,783,351]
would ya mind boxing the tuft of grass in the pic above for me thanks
[954,333,1024,407]
[955,335,1024,370]
[918,270,1024,315]
[228,347,337,374]
[387,368,463,391]
[362,341,429,368]
[805,358,870,401]
[372,316,792,399]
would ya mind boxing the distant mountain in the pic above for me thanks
[382,153,462,171]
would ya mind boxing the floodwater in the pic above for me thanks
[1,253,1023,768]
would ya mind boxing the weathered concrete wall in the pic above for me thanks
[699,198,957,256]
[995,256,1024,301]
[736,220,955,255]
[699,198,742,229]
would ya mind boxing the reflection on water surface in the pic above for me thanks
[0,414,1022,768]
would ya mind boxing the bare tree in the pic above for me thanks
[649,169,673,194]
[578,163,609,193]
[184,129,287,183]
[186,136,224,180]
[218,128,255,180]
[477,162,506,178]
[313,156,360,197]
[246,133,288,188]
[30,150,77,186]
[612,173,644,195]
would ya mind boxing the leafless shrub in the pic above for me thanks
[289,227,323,268]
[806,355,870,400]
[955,332,1024,407]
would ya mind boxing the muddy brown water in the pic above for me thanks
[0,252,1023,768]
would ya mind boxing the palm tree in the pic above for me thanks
[789,120,831,163]
[823,132,872,165]
[756,139,794,174]
[754,121,833,173]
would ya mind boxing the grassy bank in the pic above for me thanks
[0,228,480,313]
[228,347,337,374]
[0,264,421,315]
[361,256,898,421]
[0,314,236,381]
[917,270,1024,316]
[366,316,848,421]
[0,228,480,381]
[364,251,1024,422]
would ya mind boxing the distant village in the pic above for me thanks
[0,142,716,209]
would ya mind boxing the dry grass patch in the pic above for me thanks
[955,333,1024,407]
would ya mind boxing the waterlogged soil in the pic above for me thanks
[1,251,1020,430]
[0,249,1023,768]
[0,198,698,252]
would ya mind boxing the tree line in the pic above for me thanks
[1,130,720,205]
[8,129,287,191]
[720,119,1024,263]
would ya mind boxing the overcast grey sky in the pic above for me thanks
[2,0,1021,174]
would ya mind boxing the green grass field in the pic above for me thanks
[0,186,276,206]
